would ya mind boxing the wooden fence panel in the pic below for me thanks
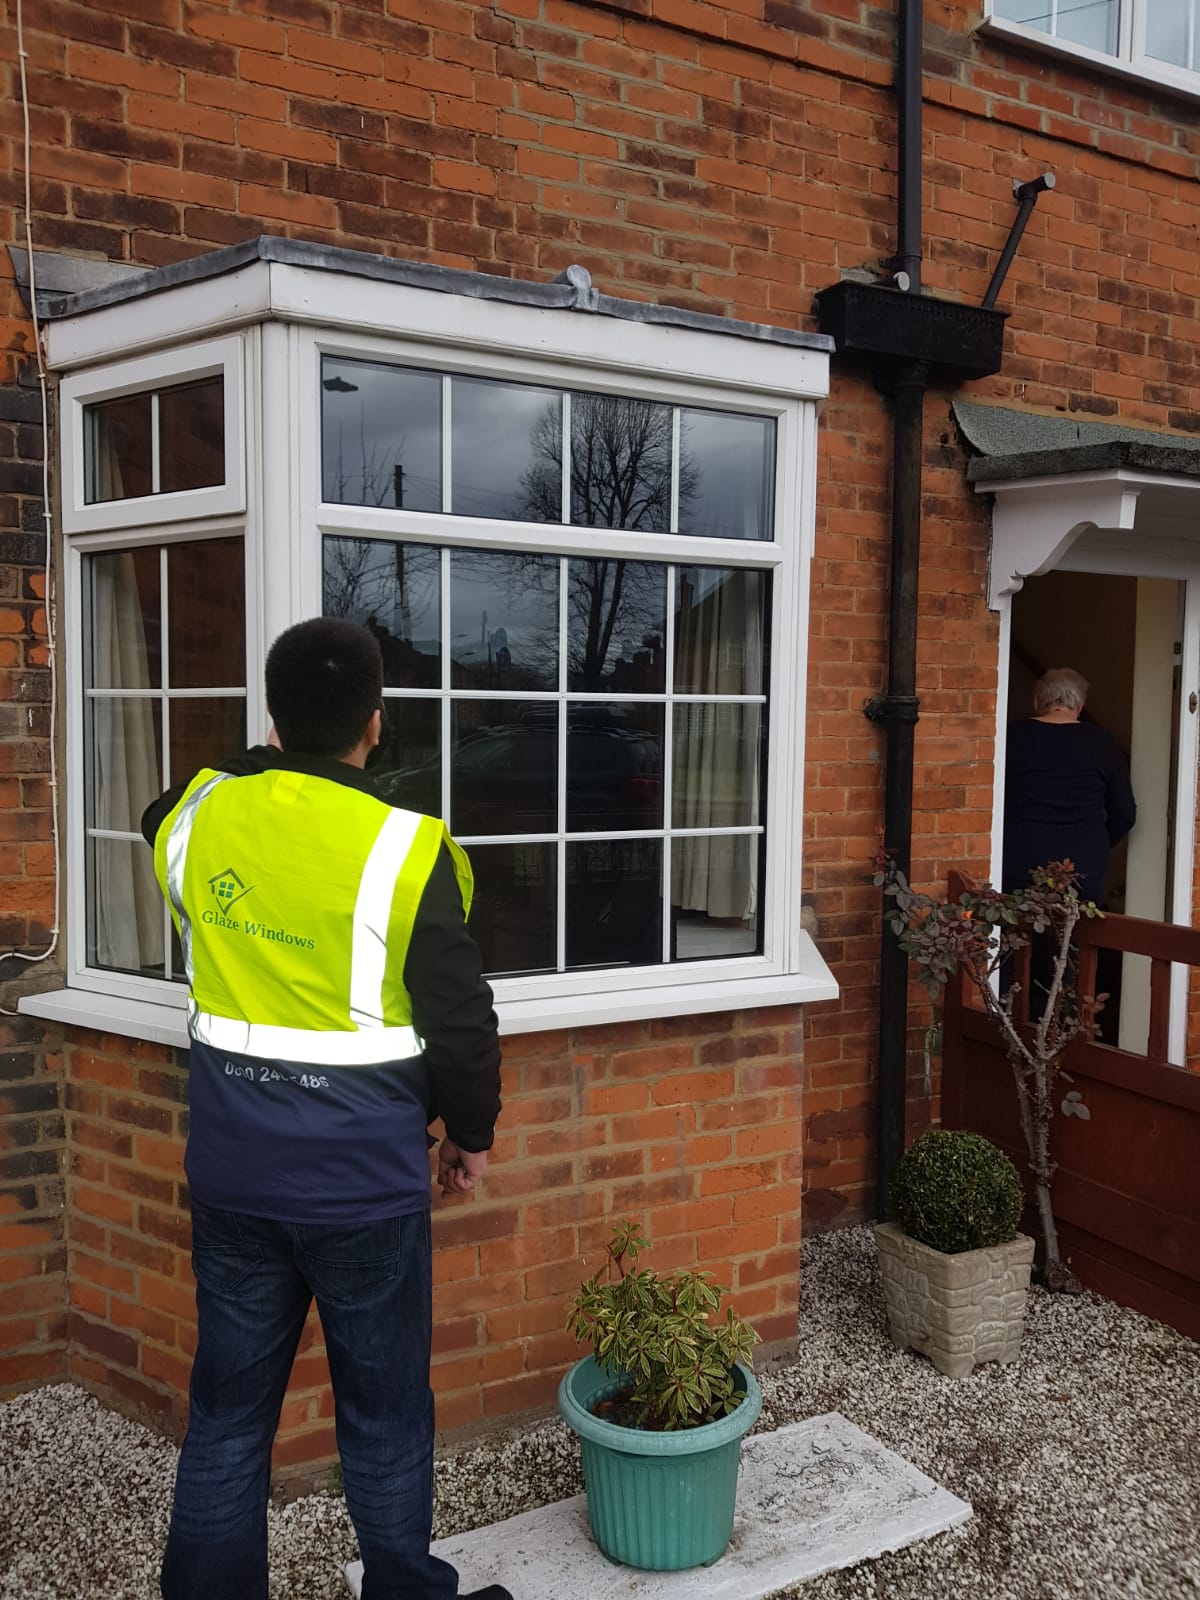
[941,876,1200,1340]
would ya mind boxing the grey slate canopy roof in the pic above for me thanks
[16,235,833,354]
[955,400,1200,484]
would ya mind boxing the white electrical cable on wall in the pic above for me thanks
[4,0,61,988]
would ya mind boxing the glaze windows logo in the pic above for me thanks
[208,867,254,912]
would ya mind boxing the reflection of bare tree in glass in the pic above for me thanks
[512,394,693,688]
[517,392,697,531]
[323,537,440,688]
[568,560,664,691]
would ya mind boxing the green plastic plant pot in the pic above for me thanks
[557,1355,762,1571]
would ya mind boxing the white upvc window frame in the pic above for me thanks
[293,324,813,1024]
[982,0,1200,100]
[29,264,835,1047]
[59,335,246,535]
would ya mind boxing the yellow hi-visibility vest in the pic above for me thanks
[152,766,473,1067]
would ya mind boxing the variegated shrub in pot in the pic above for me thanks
[557,1221,761,1572]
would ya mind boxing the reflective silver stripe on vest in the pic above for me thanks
[165,772,236,985]
[188,1001,422,1065]
[348,808,423,1031]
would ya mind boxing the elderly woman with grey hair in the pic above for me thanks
[1003,667,1137,908]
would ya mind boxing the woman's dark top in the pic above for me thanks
[1003,719,1137,903]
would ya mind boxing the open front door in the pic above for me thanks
[1002,569,1200,1066]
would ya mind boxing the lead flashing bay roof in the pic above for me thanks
[36,235,833,355]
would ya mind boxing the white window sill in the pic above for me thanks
[980,17,1200,104]
[18,939,838,1050]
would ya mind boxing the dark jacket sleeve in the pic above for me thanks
[1104,748,1137,847]
[404,846,501,1153]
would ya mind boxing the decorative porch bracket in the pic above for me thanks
[979,471,1143,610]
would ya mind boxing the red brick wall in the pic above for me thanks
[1,0,1198,1302]
[58,1016,801,1473]
[0,1013,67,1392]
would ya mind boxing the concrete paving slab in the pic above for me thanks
[344,1412,972,1598]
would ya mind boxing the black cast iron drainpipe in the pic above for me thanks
[815,3,1055,1221]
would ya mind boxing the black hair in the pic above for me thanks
[265,618,383,758]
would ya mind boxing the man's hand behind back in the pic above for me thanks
[437,1140,487,1197]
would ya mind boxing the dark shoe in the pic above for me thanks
[461,1589,514,1600]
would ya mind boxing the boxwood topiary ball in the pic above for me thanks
[893,1129,1023,1254]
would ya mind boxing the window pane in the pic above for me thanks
[566,839,662,968]
[371,698,441,816]
[995,0,1117,53]
[450,549,558,690]
[671,837,761,961]
[86,548,162,690]
[159,377,224,493]
[168,698,246,789]
[672,703,763,829]
[674,568,768,695]
[85,698,163,835]
[1146,3,1199,71]
[167,537,245,688]
[321,357,442,511]
[452,700,557,835]
[567,703,663,833]
[85,393,152,503]
[452,377,563,523]
[570,392,672,532]
[467,842,557,976]
[567,559,666,692]
[86,835,165,976]
[324,538,440,690]
[678,410,774,540]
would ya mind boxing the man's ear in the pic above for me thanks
[368,707,383,749]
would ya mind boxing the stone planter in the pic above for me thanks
[875,1222,1036,1379]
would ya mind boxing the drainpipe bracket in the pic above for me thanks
[864,694,920,726]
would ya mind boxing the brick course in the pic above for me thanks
[56,1019,800,1470]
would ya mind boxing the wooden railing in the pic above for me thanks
[941,871,1200,1339]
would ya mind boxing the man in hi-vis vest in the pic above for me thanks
[143,618,509,1600]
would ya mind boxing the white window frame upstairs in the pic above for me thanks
[32,267,835,1045]
[60,335,246,535]
[982,0,1200,100]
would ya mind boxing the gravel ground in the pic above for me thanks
[2,1225,1197,1600]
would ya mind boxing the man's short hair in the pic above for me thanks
[265,618,383,758]
[1033,667,1089,714]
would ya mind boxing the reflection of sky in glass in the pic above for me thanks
[452,378,562,523]
[1147,4,1195,69]
[450,550,558,689]
[678,410,774,540]
[994,0,1115,50]
[567,559,666,692]
[323,538,440,688]
[321,357,442,510]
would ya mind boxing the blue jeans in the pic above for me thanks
[161,1202,459,1600]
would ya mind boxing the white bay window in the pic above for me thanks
[28,242,835,1044]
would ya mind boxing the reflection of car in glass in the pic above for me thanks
[375,705,662,835]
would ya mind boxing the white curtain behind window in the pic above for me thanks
[672,571,762,922]
[89,554,164,972]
